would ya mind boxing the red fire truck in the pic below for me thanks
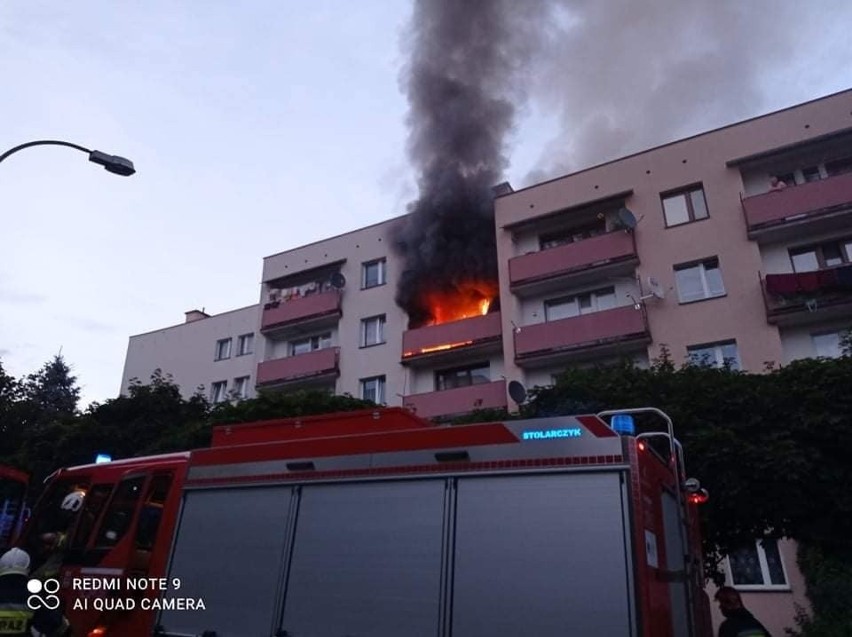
[20,407,712,637]
[0,465,28,551]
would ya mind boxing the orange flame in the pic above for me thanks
[422,280,498,326]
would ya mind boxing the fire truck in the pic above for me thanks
[20,407,712,637]
[0,465,28,551]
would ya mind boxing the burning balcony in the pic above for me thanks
[742,172,852,241]
[508,231,638,297]
[256,347,340,388]
[403,379,507,420]
[514,305,650,367]
[402,312,503,365]
[261,289,342,337]
[761,265,852,326]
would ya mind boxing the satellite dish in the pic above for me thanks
[647,276,665,299]
[615,207,638,231]
[330,272,346,289]
[508,380,527,405]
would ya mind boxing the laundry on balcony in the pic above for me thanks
[765,270,833,297]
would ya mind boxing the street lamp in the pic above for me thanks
[0,140,135,176]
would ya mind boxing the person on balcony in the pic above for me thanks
[769,176,788,192]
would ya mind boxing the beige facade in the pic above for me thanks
[122,88,852,633]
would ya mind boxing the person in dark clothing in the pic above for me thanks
[715,586,772,637]
[0,548,69,637]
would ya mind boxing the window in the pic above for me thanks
[360,315,386,347]
[826,156,852,177]
[210,381,227,404]
[776,171,796,186]
[545,287,616,321]
[69,484,114,550]
[134,474,173,552]
[214,338,232,361]
[435,363,490,391]
[661,186,709,227]
[812,331,845,358]
[802,165,822,183]
[95,476,145,548]
[728,539,788,589]
[237,333,254,356]
[687,340,740,370]
[289,333,332,356]
[362,259,387,289]
[360,376,386,404]
[674,258,725,303]
[233,376,251,399]
[539,221,606,250]
[790,239,852,272]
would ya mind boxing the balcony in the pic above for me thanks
[260,290,342,337]
[403,380,507,420]
[742,172,852,241]
[762,265,852,326]
[401,313,503,365]
[256,347,340,388]
[514,305,650,367]
[509,231,638,297]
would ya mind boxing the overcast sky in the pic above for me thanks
[2,1,852,407]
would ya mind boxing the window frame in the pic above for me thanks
[210,380,228,404]
[789,238,852,272]
[361,258,387,289]
[233,375,251,399]
[538,220,607,250]
[812,331,845,359]
[289,333,332,356]
[214,338,232,361]
[661,184,710,228]
[435,362,490,391]
[686,340,741,370]
[726,539,790,591]
[360,375,386,404]
[545,287,616,321]
[674,257,725,304]
[360,315,386,348]
[236,333,254,356]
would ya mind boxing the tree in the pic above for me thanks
[0,359,24,460]
[22,354,80,421]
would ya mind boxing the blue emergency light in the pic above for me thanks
[95,453,112,464]
[611,414,635,435]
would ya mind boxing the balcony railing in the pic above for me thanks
[742,172,852,237]
[509,231,637,291]
[761,265,852,325]
[514,305,649,364]
[403,380,507,420]
[256,347,340,386]
[261,290,342,333]
[402,313,503,362]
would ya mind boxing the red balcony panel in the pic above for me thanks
[261,290,341,331]
[762,265,852,325]
[256,347,339,386]
[509,231,637,287]
[402,313,502,359]
[742,172,852,231]
[403,380,507,419]
[514,305,648,360]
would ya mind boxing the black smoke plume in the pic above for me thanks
[393,0,546,327]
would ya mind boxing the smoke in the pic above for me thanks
[524,0,821,183]
[393,0,548,327]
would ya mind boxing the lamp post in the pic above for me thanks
[0,140,135,176]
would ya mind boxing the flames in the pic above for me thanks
[420,280,498,326]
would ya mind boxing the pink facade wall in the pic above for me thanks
[403,379,507,418]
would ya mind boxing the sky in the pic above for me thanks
[2,1,852,407]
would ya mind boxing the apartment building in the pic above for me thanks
[122,88,852,634]
[121,305,260,402]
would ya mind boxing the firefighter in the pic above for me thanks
[0,548,69,636]
[715,586,772,637]
[30,490,84,581]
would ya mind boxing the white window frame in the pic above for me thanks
[674,258,725,303]
[545,287,616,321]
[360,376,386,404]
[726,539,790,591]
[210,381,228,404]
[435,362,490,391]
[214,338,232,361]
[289,333,332,356]
[360,315,386,347]
[687,340,740,370]
[812,331,845,359]
[362,259,387,289]
[237,333,254,356]
[233,376,250,400]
